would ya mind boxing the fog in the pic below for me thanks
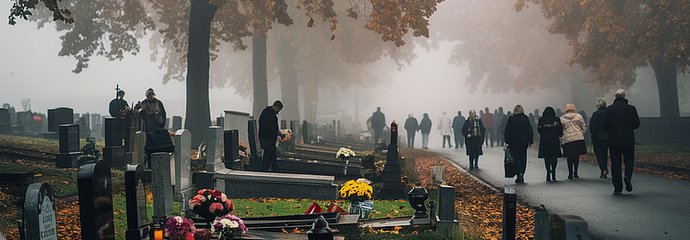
[1,0,689,147]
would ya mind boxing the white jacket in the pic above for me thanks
[438,115,453,136]
[560,112,587,144]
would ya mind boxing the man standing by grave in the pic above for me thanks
[259,101,284,172]
[603,89,640,195]
[371,107,386,142]
[136,88,166,131]
[109,90,130,118]
[452,111,466,149]
[482,107,495,147]
[404,114,419,148]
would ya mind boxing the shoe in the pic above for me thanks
[624,177,633,192]
[574,174,580,179]
[546,176,552,182]
[552,173,556,181]
[469,166,474,171]
[600,171,605,178]
[515,175,524,183]
[613,191,622,196]
[568,174,573,180]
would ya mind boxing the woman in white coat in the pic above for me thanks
[439,112,454,148]
[561,103,588,179]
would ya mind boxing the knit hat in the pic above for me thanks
[565,103,576,113]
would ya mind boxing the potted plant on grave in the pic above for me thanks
[211,213,247,240]
[189,189,235,226]
[164,216,196,240]
[339,178,373,218]
[336,147,356,161]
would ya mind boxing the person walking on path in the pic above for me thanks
[452,111,466,149]
[259,100,284,172]
[462,110,485,170]
[404,114,419,149]
[504,105,533,183]
[538,107,563,182]
[589,98,610,178]
[561,103,588,179]
[604,89,640,195]
[495,107,507,146]
[371,107,386,142]
[482,107,495,147]
[439,112,453,148]
[419,113,432,149]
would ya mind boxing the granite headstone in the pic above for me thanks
[47,107,73,132]
[379,122,404,199]
[151,152,174,218]
[22,183,57,240]
[55,124,80,168]
[77,160,115,239]
[125,164,150,239]
[223,129,239,169]
[173,129,192,202]
[206,126,224,172]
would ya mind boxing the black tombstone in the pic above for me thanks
[47,107,73,132]
[247,119,261,171]
[503,187,517,240]
[437,185,459,234]
[224,129,239,169]
[21,183,58,240]
[0,108,11,134]
[56,124,81,168]
[172,116,182,131]
[103,118,126,169]
[77,160,115,239]
[125,164,150,239]
[379,122,404,199]
[302,121,310,144]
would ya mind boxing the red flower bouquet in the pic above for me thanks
[188,189,235,222]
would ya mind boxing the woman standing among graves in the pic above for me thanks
[461,110,485,170]
[537,107,562,182]
[504,105,533,183]
[561,103,588,179]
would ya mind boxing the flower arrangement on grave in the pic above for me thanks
[194,229,212,240]
[212,214,247,240]
[189,189,235,223]
[336,147,356,160]
[279,129,292,142]
[164,216,196,240]
[374,160,387,174]
[375,139,387,152]
[339,178,373,203]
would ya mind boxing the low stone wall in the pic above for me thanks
[215,169,338,200]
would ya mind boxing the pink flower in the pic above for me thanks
[193,195,206,202]
[221,194,228,202]
[224,199,234,211]
[185,232,194,240]
[209,203,224,213]
[197,189,208,195]
[211,190,222,199]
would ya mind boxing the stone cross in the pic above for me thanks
[77,160,115,239]
[22,183,58,240]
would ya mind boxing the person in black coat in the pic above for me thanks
[538,107,562,182]
[404,114,419,149]
[137,88,166,132]
[603,89,640,195]
[504,105,534,183]
[589,98,609,178]
[419,113,432,149]
[452,111,466,149]
[371,107,386,142]
[259,100,284,172]
[461,110,485,170]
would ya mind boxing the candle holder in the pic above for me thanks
[408,186,430,225]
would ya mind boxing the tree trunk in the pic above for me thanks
[184,0,217,147]
[252,29,269,118]
[650,59,680,118]
[278,40,300,122]
[301,82,318,122]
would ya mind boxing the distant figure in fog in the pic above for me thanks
[419,113,432,149]
[462,110,485,170]
[495,107,507,146]
[589,98,609,179]
[482,107,495,147]
[538,107,562,182]
[533,109,541,143]
[439,112,453,148]
[504,105,533,183]
[452,111,466,149]
[561,103,588,179]
[604,89,640,195]
[371,107,386,142]
[404,114,419,149]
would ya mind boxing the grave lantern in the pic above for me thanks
[151,217,165,240]
[408,186,430,224]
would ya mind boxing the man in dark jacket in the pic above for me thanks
[419,113,432,149]
[371,107,386,142]
[603,90,640,195]
[259,101,284,172]
[137,88,166,132]
[590,98,609,178]
[504,105,533,183]
[452,111,466,149]
[404,114,419,149]
[109,90,130,118]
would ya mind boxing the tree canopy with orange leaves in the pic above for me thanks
[515,0,690,117]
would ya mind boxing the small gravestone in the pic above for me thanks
[247,119,262,171]
[131,131,146,165]
[77,160,115,239]
[206,126,224,172]
[56,124,80,168]
[172,116,182,131]
[379,122,404,199]
[431,166,445,184]
[173,129,192,202]
[47,107,73,132]
[104,118,126,169]
[224,110,251,148]
[223,129,239,169]
[216,116,224,128]
[436,185,458,235]
[21,183,57,240]
[151,152,174,218]
[550,214,588,240]
[0,108,10,134]
[125,164,150,239]
[400,157,418,184]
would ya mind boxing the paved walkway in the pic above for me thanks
[433,147,690,240]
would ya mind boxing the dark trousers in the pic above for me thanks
[593,141,609,172]
[485,127,494,147]
[567,155,580,177]
[259,138,279,172]
[374,129,384,142]
[610,145,635,192]
[469,154,479,167]
[407,132,416,148]
[544,157,557,177]
[510,144,528,175]
[442,135,452,148]
[496,128,505,146]
[453,131,464,148]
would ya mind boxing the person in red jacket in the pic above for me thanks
[482,107,495,147]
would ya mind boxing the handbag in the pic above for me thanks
[504,145,516,178]
[145,129,174,153]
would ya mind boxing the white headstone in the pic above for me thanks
[174,129,192,201]
[224,111,251,147]
[206,126,224,172]
[431,166,445,184]
[38,196,57,240]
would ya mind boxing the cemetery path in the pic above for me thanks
[436,147,690,240]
